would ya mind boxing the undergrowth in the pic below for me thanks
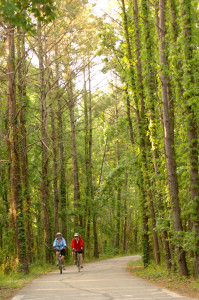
[0,262,55,299]
[128,259,199,299]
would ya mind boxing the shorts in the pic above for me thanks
[56,249,65,256]
[73,249,84,254]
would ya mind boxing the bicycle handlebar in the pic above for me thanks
[56,247,65,251]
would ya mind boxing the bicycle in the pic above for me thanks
[74,249,81,272]
[57,249,63,274]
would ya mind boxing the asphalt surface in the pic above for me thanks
[11,255,194,300]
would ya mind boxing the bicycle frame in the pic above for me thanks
[58,250,62,274]
[75,251,81,272]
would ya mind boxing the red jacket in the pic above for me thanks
[71,236,84,250]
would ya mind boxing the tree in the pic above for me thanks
[6,23,28,273]
[158,0,188,276]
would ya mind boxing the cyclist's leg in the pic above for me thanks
[80,253,83,267]
[56,251,59,264]
[72,251,76,263]
[60,249,64,264]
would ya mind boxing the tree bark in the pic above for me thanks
[123,171,128,253]
[17,28,33,264]
[121,0,150,265]
[68,76,81,227]
[83,66,90,242]
[158,0,188,276]
[7,24,28,273]
[88,62,99,258]
[38,22,52,263]
[134,0,160,264]
[50,105,59,234]
[181,0,199,277]
[55,41,67,239]
[115,103,121,250]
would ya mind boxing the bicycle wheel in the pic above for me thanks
[76,253,80,272]
[59,256,62,274]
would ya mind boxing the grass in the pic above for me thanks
[128,259,199,299]
[0,262,56,300]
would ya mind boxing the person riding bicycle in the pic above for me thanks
[53,232,67,270]
[71,233,84,268]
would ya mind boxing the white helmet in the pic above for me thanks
[74,233,79,237]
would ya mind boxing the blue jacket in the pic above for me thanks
[53,237,67,250]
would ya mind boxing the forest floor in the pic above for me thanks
[128,259,199,299]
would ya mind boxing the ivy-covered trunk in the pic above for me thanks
[121,0,150,266]
[7,24,28,273]
[181,0,199,277]
[158,0,188,276]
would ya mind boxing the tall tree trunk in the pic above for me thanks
[125,87,134,147]
[134,0,160,264]
[115,103,121,250]
[7,24,28,273]
[123,171,128,253]
[88,62,99,258]
[158,0,188,276]
[16,28,32,263]
[83,66,90,241]
[50,105,59,234]
[181,0,199,277]
[141,0,172,267]
[68,77,81,228]
[121,0,150,266]
[38,22,52,263]
[55,41,67,239]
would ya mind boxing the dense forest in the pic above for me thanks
[0,0,199,279]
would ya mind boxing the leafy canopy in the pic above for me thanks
[0,0,56,30]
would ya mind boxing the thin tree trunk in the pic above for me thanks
[181,0,199,277]
[134,0,160,264]
[88,62,99,258]
[121,0,150,266]
[87,67,91,255]
[158,0,188,276]
[55,41,67,239]
[17,28,32,263]
[115,103,121,250]
[83,66,90,241]
[38,22,52,263]
[7,24,28,273]
[125,88,134,147]
[50,105,59,234]
[68,77,81,227]
[123,171,128,253]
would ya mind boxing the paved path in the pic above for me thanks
[11,256,193,300]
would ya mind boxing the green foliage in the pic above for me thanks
[0,0,199,280]
[0,0,56,30]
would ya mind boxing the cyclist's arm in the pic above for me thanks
[71,238,76,249]
[62,238,67,249]
[53,239,57,249]
[79,238,84,248]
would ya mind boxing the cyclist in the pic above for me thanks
[53,232,67,270]
[71,233,84,268]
